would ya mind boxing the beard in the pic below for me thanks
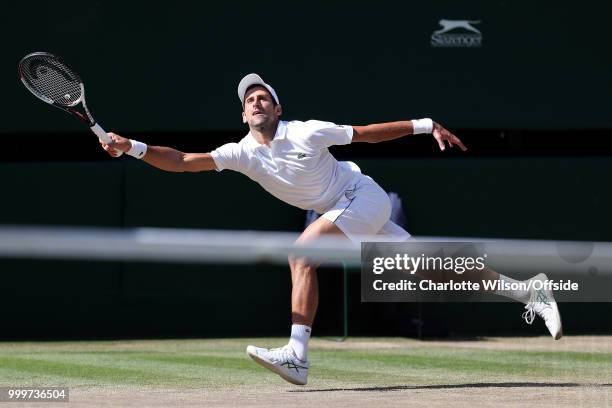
[249,113,271,131]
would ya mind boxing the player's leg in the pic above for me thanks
[378,217,561,338]
[246,217,347,385]
[447,265,562,339]
[440,264,562,338]
[290,216,345,327]
[287,216,345,362]
[488,268,562,339]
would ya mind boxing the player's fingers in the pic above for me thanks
[106,140,119,151]
[102,144,117,156]
[108,132,125,145]
[434,135,446,151]
[108,145,121,156]
[453,136,468,151]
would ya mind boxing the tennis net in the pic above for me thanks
[0,225,610,275]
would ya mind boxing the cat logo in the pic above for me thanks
[431,19,483,48]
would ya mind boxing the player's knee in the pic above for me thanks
[289,255,317,274]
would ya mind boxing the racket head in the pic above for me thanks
[18,52,84,107]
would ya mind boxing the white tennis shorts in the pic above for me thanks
[322,175,412,243]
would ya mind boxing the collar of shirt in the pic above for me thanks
[246,120,287,149]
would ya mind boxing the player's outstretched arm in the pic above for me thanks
[352,120,467,151]
[100,132,217,172]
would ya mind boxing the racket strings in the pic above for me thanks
[20,55,82,106]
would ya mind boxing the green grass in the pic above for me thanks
[0,337,609,390]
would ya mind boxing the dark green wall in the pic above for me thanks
[4,1,611,133]
[360,157,612,241]
[3,157,608,238]
[0,158,610,338]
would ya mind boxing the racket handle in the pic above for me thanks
[91,123,123,157]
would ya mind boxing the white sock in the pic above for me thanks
[494,274,531,304]
[287,324,311,362]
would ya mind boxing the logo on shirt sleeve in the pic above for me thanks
[297,153,307,159]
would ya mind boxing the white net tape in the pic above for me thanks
[0,225,611,274]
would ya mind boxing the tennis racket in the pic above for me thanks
[18,52,122,156]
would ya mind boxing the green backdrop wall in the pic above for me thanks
[4,1,611,134]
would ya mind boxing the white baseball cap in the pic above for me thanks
[237,73,280,106]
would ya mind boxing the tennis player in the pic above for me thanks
[101,73,562,385]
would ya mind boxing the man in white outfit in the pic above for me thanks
[101,73,562,386]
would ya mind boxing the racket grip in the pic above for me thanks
[90,123,123,157]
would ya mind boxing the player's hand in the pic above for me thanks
[100,132,131,157]
[432,122,467,152]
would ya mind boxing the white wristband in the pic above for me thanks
[411,118,434,134]
[127,139,148,159]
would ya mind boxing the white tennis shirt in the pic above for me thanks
[210,120,363,214]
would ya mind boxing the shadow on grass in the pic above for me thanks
[290,382,612,393]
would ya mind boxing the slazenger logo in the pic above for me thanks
[431,19,482,47]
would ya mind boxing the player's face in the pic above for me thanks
[242,86,281,130]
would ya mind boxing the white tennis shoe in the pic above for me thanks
[246,345,309,385]
[522,273,563,340]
